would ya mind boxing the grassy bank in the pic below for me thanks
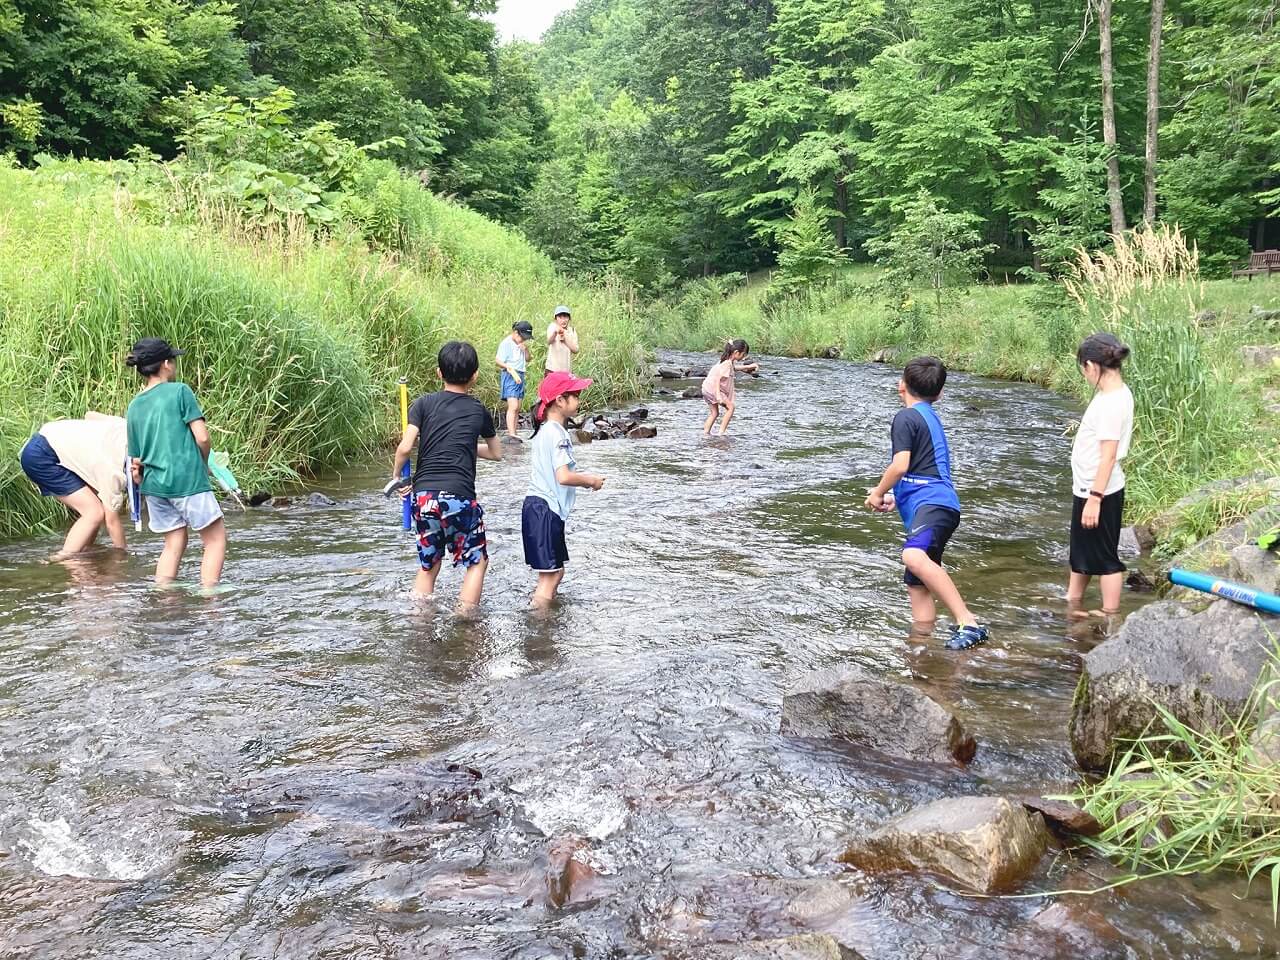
[0,160,647,540]
[654,249,1279,523]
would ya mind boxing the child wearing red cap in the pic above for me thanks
[522,371,606,607]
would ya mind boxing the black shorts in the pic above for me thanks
[522,496,569,572]
[1070,490,1126,576]
[902,505,961,587]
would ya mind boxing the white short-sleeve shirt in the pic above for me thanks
[1070,385,1134,497]
[526,421,577,520]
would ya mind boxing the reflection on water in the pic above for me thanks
[0,352,1272,958]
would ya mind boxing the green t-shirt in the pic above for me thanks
[126,382,212,498]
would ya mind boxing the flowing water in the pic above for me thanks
[0,353,1274,959]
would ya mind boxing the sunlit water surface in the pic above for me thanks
[1,353,1274,958]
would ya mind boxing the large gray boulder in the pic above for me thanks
[780,666,976,764]
[840,796,1050,894]
[1241,344,1280,368]
[1231,543,1280,594]
[1069,600,1277,771]
[1151,478,1280,549]
[1166,503,1280,586]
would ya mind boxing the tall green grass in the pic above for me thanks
[1071,641,1280,921]
[0,162,647,540]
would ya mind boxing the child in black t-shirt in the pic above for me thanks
[393,341,502,610]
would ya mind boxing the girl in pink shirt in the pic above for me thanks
[701,339,758,435]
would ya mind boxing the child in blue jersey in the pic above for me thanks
[864,356,989,650]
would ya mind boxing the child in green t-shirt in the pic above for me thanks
[125,338,226,587]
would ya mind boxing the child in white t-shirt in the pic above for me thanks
[521,371,606,607]
[1068,332,1134,617]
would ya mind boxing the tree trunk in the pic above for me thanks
[1143,0,1164,224]
[1098,0,1127,235]
[834,176,848,251]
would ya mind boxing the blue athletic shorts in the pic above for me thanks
[412,490,487,570]
[902,504,961,587]
[19,434,86,498]
[521,496,569,571]
[500,371,525,401]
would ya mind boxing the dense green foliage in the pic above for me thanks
[0,0,548,220]
[7,1,1277,286]
[531,0,1280,288]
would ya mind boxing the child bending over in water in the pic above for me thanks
[701,339,759,435]
[522,371,606,607]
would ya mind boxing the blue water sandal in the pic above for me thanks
[946,624,989,651]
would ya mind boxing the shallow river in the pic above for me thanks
[1,353,1275,959]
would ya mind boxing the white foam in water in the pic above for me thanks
[519,782,629,840]
[25,817,163,881]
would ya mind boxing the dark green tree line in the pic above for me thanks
[0,0,547,221]
[529,0,1280,286]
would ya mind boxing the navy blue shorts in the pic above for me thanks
[19,434,86,498]
[902,505,961,587]
[522,496,568,571]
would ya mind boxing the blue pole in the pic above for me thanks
[1169,568,1280,616]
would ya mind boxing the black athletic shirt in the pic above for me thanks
[408,391,496,501]
[890,407,944,478]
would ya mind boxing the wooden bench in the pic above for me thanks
[1232,249,1280,280]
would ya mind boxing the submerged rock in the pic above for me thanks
[1069,600,1277,771]
[656,365,688,379]
[780,666,976,764]
[306,492,336,507]
[248,491,272,507]
[840,796,1050,894]
[544,836,599,910]
[691,934,859,960]
[1004,900,1129,957]
[269,496,292,508]
[1125,569,1157,593]
[680,386,703,400]
[628,425,658,440]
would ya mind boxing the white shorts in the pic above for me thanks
[146,492,223,533]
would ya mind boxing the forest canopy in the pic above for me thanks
[2,0,1278,287]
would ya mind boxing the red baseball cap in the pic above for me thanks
[536,370,593,418]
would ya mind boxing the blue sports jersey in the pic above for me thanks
[890,402,961,528]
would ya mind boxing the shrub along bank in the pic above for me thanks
[656,232,1279,525]
[0,156,646,541]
